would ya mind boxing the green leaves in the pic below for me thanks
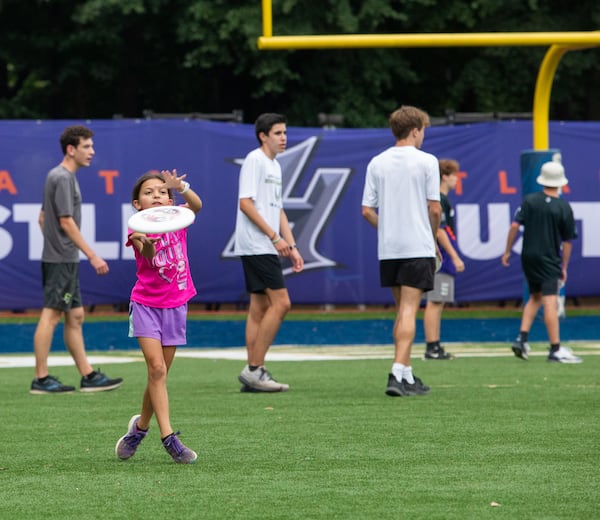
[0,0,598,123]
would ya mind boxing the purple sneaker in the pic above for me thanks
[162,432,197,464]
[115,415,147,460]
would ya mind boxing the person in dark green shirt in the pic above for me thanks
[501,161,581,363]
[423,159,465,360]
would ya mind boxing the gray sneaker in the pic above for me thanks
[238,365,289,392]
[115,415,147,460]
[162,432,197,464]
[30,375,75,395]
[511,339,531,360]
[80,370,123,393]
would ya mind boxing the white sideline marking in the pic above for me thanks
[176,342,600,361]
[1,343,598,368]
[0,355,141,369]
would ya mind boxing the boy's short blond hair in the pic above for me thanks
[389,106,430,140]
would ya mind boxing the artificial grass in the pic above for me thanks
[1,352,598,519]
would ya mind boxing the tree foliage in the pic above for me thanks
[0,0,599,126]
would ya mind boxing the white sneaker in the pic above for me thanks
[547,346,583,364]
[239,365,289,392]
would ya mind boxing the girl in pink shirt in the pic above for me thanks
[115,169,202,464]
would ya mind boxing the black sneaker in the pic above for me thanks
[30,375,76,395]
[424,345,455,360]
[80,370,123,393]
[511,339,531,360]
[385,373,407,397]
[402,376,431,396]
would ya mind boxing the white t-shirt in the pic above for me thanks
[234,147,283,255]
[362,145,440,260]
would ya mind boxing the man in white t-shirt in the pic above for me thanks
[362,106,441,397]
[234,113,304,392]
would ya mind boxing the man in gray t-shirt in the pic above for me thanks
[30,125,123,395]
[41,165,82,262]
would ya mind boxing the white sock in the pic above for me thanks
[391,363,405,382]
[403,366,415,384]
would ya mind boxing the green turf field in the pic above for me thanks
[1,349,598,519]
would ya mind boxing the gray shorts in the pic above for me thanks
[128,301,188,346]
[426,273,455,303]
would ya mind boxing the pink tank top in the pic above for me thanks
[127,228,197,308]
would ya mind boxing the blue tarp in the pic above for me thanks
[1,119,599,309]
[1,316,598,353]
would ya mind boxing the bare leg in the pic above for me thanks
[245,293,269,365]
[391,285,424,366]
[541,294,560,344]
[246,289,291,366]
[63,307,94,377]
[423,300,444,343]
[33,307,63,379]
[519,292,543,333]
[138,338,176,438]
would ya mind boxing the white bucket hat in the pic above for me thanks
[536,161,568,188]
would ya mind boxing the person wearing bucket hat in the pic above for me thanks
[501,161,581,363]
[536,160,569,188]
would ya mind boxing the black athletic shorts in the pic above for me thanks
[41,262,82,311]
[379,258,435,291]
[527,277,561,296]
[241,255,286,294]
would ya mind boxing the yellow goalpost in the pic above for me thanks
[257,0,600,150]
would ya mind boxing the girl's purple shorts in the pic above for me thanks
[128,301,188,346]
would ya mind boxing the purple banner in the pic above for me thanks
[0,119,598,309]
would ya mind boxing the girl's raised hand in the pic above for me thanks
[160,169,187,191]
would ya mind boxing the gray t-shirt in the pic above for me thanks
[41,165,81,263]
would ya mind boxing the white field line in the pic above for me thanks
[176,342,600,361]
[0,355,142,369]
[1,343,599,368]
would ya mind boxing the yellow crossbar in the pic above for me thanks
[258,32,600,50]
[258,1,600,149]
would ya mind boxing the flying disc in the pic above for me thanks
[435,255,442,273]
[128,206,195,234]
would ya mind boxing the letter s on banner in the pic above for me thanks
[0,205,13,259]
[12,204,43,260]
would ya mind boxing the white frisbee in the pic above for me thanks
[435,255,442,273]
[128,206,195,234]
